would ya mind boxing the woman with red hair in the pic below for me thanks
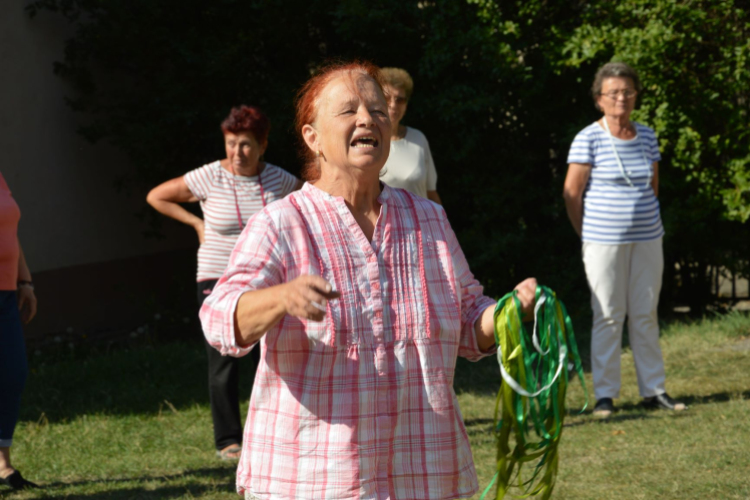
[200,63,537,499]
[147,105,301,460]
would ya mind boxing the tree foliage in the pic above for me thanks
[28,0,749,313]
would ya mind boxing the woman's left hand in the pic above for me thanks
[514,277,537,321]
[18,285,37,324]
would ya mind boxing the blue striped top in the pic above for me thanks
[567,121,664,244]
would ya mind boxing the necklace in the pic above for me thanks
[230,162,266,231]
[602,118,652,189]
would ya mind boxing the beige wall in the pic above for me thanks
[1,1,195,272]
[2,2,201,336]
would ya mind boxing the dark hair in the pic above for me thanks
[591,62,642,109]
[220,105,270,144]
[294,60,386,181]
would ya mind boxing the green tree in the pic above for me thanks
[464,0,750,311]
[557,0,750,310]
[27,0,748,313]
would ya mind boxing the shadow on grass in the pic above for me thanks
[679,389,750,407]
[464,418,494,427]
[41,466,233,489]
[461,387,744,433]
[20,340,258,424]
[562,412,659,428]
[47,486,226,499]
[463,410,663,432]
[19,467,235,499]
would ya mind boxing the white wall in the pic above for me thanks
[1,1,194,273]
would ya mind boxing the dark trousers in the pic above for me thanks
[0,291,28,447]
[197,280,260,451]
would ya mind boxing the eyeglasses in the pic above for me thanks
[600,90,637,99]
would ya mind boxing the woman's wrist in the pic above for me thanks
[17,280,34,290]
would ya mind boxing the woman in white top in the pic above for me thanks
[379,67,442,204]
[147,105,301,460]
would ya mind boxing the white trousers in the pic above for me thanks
[582,238,666,400]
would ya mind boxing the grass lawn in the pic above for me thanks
[5,312,750,499]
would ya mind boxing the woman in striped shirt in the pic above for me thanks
[200,62,537,499]
[563,62,685,418]
[147,105,301,460]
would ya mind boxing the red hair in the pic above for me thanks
[221,105,270,144]
[294,60,386,181]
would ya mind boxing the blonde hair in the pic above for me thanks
[380,67,414,100]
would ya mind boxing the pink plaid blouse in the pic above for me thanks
[200,183,496,499]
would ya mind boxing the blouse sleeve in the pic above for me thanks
[199,209,285,357]
[567,129,594,165]
[441,212,497,361]
[183,163,216,201]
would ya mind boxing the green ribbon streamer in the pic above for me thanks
[481,285,587,500]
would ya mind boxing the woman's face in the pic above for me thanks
[224,131,267,171]
[304,73,391,175]
[596,76,637,119]
[384,84,408,129]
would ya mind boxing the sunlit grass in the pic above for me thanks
[464,311,750,499]
[7,312,750,499]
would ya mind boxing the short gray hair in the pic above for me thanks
[591,62,642,107]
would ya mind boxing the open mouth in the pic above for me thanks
[351,136,379,149]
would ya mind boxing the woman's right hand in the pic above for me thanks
[514,277,538,321]
[281,275,340,322]
[194,219,205,245]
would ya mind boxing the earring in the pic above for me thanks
[316,150,322,158]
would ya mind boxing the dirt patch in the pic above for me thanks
[728,337,750,352]
[708,337,750,353]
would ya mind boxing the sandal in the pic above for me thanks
[216,444,242,461]
[0,470,39,490]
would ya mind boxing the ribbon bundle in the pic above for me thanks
[481,285,587,500]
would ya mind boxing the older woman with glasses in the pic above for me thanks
[563,62,685,418]
[201,61,536,499]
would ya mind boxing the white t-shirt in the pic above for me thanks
[380,127,437,199]
[184,161,298,281]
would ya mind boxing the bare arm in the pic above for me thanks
[473,277,537,352]
[651,161,659,197]
[17,244,36,323]
[426,190,442,205]
[233,275,340,347]
[562,163,591,238]
[146,176,205,243]
[17,244,31,282]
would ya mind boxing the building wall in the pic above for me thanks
[2,1,199,336]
